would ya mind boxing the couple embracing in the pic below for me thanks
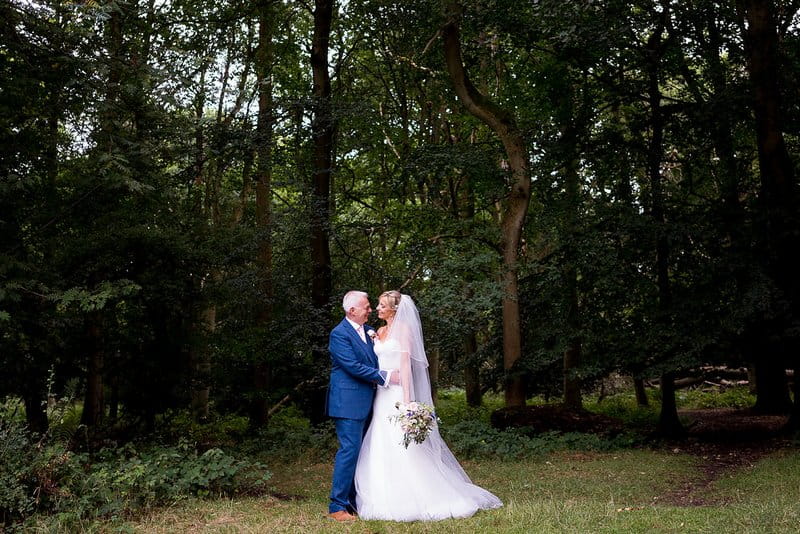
[326,290,502,522]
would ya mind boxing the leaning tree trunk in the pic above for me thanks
[442,3,531,407]
[737,0,798,417]
[308,0,335,423]
[249,0,277,428]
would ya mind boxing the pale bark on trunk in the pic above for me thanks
[442,3,531,407]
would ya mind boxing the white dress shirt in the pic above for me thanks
[345,317,391,387]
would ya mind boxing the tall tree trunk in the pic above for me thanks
[737,0,798,416]
[442,3,531,407]
[754,362,791,413]
[463,332,482,407]
[633,377,649,406]
[190,304,214,421]
[250,0,277,428]
[460,174,482,408]
[309,0,335,423]
[428,345,439,404]
[81,311,105,427]
[645,12,684,437]
[559,80,582,411]
[80,3,124,430]
[188,61,213,422]
[23,391,48,435]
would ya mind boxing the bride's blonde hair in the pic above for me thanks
[379,290,402,310]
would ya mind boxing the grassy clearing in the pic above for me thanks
[32,447,799,533]
[19,387,797,532]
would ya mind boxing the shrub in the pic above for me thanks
[440,419,640,460]
[0,420,38,525]
[676,386,756,409]
[586,393,660,429]
[159,411,250,448]
[0,418,272,530]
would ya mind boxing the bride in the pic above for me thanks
[354,290,503,521]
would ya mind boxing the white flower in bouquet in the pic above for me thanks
[389,401,439,448]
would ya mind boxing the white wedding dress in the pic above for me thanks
[354,338,503,521]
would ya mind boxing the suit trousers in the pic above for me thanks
[329,416,369,513]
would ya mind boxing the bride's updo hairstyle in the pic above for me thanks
[379,290,402,311]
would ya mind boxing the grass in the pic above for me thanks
[29,447,800,533]
[22,386,799,532]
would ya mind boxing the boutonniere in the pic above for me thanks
[366,328,377,341]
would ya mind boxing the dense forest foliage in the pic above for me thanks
[2,0,799,442]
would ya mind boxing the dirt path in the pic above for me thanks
[656,408,790,506]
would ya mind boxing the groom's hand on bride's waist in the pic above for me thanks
[378,369,400,387]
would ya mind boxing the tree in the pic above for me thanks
[442,2,532,407]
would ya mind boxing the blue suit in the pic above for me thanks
[327,318,385,514]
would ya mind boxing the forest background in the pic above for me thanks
[1,0,799,529]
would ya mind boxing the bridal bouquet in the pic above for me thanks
[390,401,438,448]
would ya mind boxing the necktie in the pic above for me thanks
[357,325,366,343]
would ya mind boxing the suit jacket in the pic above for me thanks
[326,318,384,419]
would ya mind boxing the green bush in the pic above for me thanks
[586,393,660,429]
[159,411,250,448]
[243,407,338,460]
[434,388,504,425]
[676,386,756,409]
[1,418,272,530]
[440,419,640,460]
[0,420,38,525]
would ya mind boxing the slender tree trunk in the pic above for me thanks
[442,3,531,407]
[190,304,214,421]
[428,345,439,404]
[737,0,798,417]
[754,361,791,413]
[633,377,649,406]
[460,178,482,408]
[80,4,123,429]
[559,82,582,411]
[23,391,48,435]
[788,364,800,430]
[464,332,482,407]
[250,0,277,428]
[309,0,335,423]
[644,13,684,437]
[188,60,213,422]
[81,311,105,427]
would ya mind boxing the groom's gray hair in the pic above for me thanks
[342,290,368,312]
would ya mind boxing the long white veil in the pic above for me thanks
[359,292,503,516]
[386,294,433,405]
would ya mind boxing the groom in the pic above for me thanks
[326,290,395,522]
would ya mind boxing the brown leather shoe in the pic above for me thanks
[327,510,357,522]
